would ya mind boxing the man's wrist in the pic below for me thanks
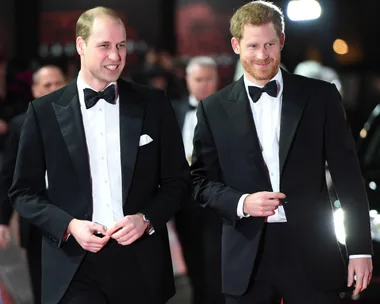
[138,213,154,235]
[67,218,77,235]
[237,194,250,218]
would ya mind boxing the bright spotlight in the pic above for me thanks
[369,181,377,191]
[287,0,322,21]
[370,209,378,218]
[359,128,367,138]
[333,39,349,55]
[371,213,380,242]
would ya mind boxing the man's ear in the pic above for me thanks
[231,37,241,55]
[280,33,285,50]
[76,37,85,56]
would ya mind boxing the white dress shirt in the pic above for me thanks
[77,73,124,229]
[182,95,198,164]
[237,69,287,223]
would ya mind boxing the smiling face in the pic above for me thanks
[231,22,284,86]
[76,15,127,91]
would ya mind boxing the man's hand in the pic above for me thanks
[243,192,286,217]
[106,214,148,246]
[347,258,373,296]
[67,219,110,253]
[0,225,11,248]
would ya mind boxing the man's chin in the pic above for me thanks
[104,74,121,83]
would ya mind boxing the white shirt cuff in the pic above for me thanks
[349,254,372,259]
[237,194,250,218]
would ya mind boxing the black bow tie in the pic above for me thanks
[188,103,197,111]
[83,84,116,109]
[248,80,278,103]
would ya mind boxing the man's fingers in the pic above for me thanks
[260,199,281,207]
[111,226,132,240]
[353,282,362,296]
[353,275,363,296]
[347,266,354,287]
[361,273,370,292]
[261,192,286,200]
[81,235,110,251]
[106,221,124,236]
[112,225,135,242]
[86,234,110,246]
[86,246,104,253]
[119,233,139,246]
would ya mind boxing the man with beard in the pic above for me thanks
[9,6,188,304]
[190,1,372,303]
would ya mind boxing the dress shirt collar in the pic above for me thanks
[189,95,199,108]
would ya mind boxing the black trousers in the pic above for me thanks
[60,239,157,304]
[25,226,42,304]
[226,223,341,304]
[175,202,225,304]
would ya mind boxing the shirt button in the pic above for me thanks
[99,108,103,112]
[100,132,104,136]
[101,156,104,160]
[105,180,108,184]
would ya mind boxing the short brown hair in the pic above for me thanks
[230,1,284,40]
[76,6,122,42]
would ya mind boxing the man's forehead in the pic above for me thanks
[90,17,125,34]
[39,70,64,83]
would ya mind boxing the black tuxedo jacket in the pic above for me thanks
[191,70,372,296]
[9,79,189,304]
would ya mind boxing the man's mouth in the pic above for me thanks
[104,65,119,71]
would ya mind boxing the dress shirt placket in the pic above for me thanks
[94,101,115,228]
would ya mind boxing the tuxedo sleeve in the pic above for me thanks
[140,92,190,232]
[8,103,74,247]
[324,84,373,256]
[191,100,244,225]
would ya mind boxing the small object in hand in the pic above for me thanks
[94,231,105,238]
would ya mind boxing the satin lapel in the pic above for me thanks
[52,81,92,202]
[118,80,145,205]
[279,70,308,176]
[222,77,271,186]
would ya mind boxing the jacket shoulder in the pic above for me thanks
[289,72,337,91]
[201,82,236,108]
[30,85,68,110]
[120,79,166,101]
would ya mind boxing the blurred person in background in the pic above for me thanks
[294,60,343,97]
[132,48,185,100]
[172,56,224,304]
[0,64,66,304]
[191,1,372,303]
